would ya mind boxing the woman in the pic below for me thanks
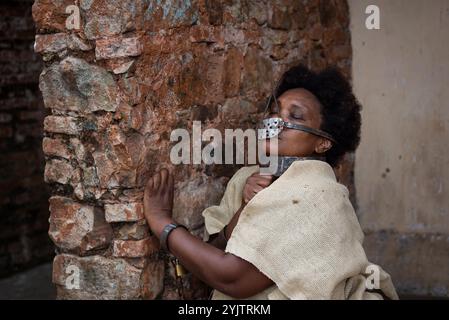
[143,64,398,300]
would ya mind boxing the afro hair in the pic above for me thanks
[274,64,362,167]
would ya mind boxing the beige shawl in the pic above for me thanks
[202,160,398,300]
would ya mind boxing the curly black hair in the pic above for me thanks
[274,64,362,167]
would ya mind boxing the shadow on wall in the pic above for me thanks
[0,0,54,278]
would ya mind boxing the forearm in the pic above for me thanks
[151,218,242,294]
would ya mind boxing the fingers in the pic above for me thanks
[145,176,154,191]
[257,175,273,187]
[159,168,168,192]
[249,174,273,188]
[167,170,174,196]
[243,187,263,204]
[153,171,161,190]
[243,172,274,204]
[253,184,264,193]
[147,168,174,196]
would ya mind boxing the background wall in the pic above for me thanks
[349,0,449,297]
[32,0,354,299]
[0,0,52,278]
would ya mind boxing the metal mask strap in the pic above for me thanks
[262,92,278,119]
[282,121,336,143]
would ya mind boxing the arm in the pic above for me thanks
[207,204,244,250]
[208,172,273,249]
[144,169,274,299]
[207,232,227,251]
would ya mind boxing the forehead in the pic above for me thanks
[276,88,322,114]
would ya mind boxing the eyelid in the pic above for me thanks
[291,113,304,119]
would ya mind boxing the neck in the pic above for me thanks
[272,156,326,177]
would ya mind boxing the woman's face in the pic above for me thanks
[263,88,331,157]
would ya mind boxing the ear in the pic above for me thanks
[315,138,332,154]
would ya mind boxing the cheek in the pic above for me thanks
[263,138,279,155]
[278,130,317,155]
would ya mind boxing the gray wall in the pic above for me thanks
[349,0,449,297]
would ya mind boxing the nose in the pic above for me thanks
[268,109,280,117]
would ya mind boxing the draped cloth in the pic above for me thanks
[202,160,398,300]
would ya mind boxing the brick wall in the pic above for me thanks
[33,0,353,299]
[0,0,53,277]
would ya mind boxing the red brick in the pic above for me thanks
[112,236,159,258]
[142,260,165,299]
[42,137,71,159]
[49,197,112,254]
[44,159,76,185]
[104,202,145,222]
[52,254,144,299]
[95,36,143,60]
[34,33,67,54]
[44,116,81,135]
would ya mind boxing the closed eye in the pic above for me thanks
[290,114,304,120]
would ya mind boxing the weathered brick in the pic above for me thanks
[117,221,150,240]
[223,47,243,97]
[242,45,273,97]
[32,0,74,33]
[34,33,67,54]
[173,177,226,230]
[44,159,76,185]
[118,76,146,106]
[112,236,159,258]
[268,4,292,30]
[80,0,142,40]
[104,202,145,222]
[67,34,93,51]
[39,57,119,113]
[144,0,199,31]
[95,36,142,60]
[44,116,80,135]
[52,254,146,299]
[189,25,223,44]
[69,138,86,162]
[42,137,72,159]
[248,1,268,25]
[32,33,90,57]
[48,197,112,254]
[142,260,165,299]
[112,60,135,74]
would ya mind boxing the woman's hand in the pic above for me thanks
[143,168,175,236]
[221,172,274,241]
[242,172,274,204]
